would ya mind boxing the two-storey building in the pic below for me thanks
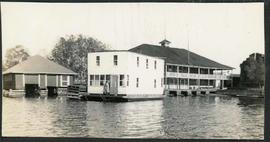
[129,40,234,96]
[87,51,165,99]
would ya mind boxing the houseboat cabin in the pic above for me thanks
[88,51,165,99]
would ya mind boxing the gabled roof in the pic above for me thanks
[3,55,77,75]
[129,44,234,70]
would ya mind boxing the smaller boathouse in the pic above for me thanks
[3,55,77,97]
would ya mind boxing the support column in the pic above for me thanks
[38,74,40,87]
[220,80,224,89]
[22,74,25,89]
[198,79,200,89]
[176,78,179,89]
[60,75,62,87]
[45,74,47,88]
[177,66,180,90]
[56,75,58,87]
[67,75,70,86]
[198,68,200,90]
[187,79,190,89]
[187,67,190,89]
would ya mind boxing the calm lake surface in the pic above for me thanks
[2,94,264,139]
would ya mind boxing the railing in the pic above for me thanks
[164,85,217,90]
[166,72,229,80]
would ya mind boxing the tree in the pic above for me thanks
[2,64,7,72]
[4,45,30,69]
[240,53,265,88]
[48,34,108,83]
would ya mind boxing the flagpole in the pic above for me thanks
[187,25,190,90]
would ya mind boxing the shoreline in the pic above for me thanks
[216,88,264,98]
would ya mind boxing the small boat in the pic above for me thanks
[3,89,25,98]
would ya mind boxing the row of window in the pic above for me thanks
[89,74,127,87]
[3,74,69,86]
[137,57,157,69]
[90,75,216,87]
[135,78,161,88]
[90,75,112,86]
[167,65,215,74]
[96,55,118,66]
[89,74,162,88]
[96,55,157,69]
[165,78,215,86]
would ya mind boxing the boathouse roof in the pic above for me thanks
[3,55,77,75]
[129,44,234,70]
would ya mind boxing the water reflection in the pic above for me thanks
[238,97,264,139]
[2,95,264,139]
[50,100,89,137]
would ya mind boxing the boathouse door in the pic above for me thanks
[110,75,118,95]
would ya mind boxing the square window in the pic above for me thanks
[61,75,68,86]
[127,75,129,86]
[94,75,100,86]
[120,74,125,86]
[114,55,118,66]
[100,75,105,86]
[137,57,139,67]
[146,59,149,69]
[106,75,110,81]
[90,75,94,86]
[96,56,100,66]
[136,78,139,88]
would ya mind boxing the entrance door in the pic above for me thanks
[110,75,118,95]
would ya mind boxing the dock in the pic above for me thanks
[67,93,165,102]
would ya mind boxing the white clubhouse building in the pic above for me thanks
[88,51,165,99]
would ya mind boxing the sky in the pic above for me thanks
[1,2,264,73]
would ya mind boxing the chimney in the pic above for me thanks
[159,39,171,47]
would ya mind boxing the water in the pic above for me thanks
[2,95,264,139]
